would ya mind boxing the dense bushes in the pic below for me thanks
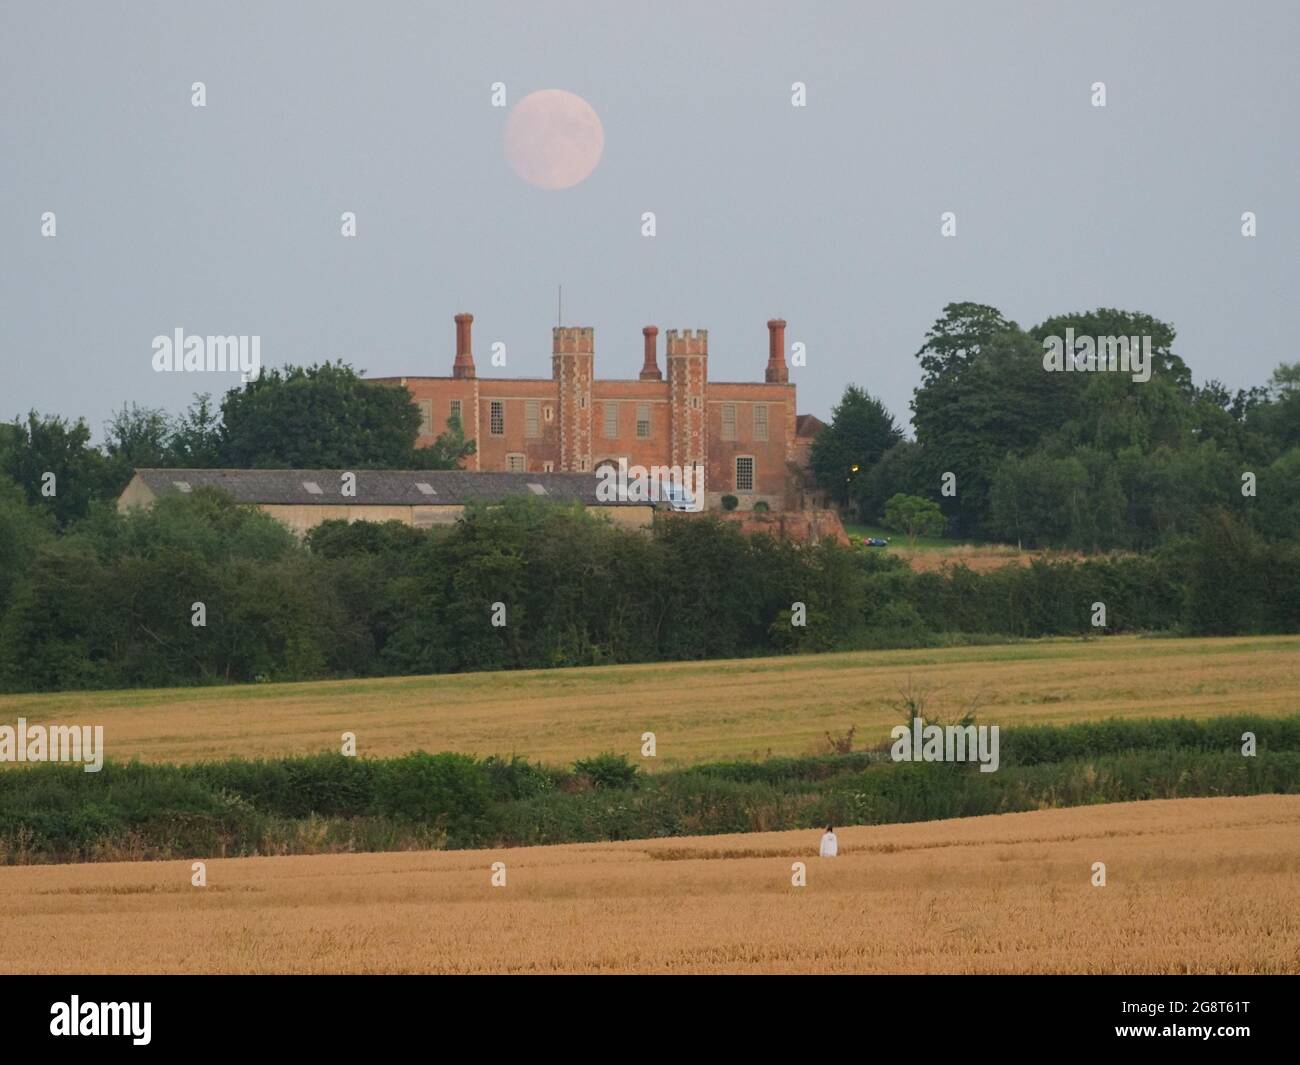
[0,489,1298,693]
[2,717,1297,863]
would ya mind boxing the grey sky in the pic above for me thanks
[3,1,1296,441]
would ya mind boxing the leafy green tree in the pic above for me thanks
[854,440,929,523]
[914,302,1013,383]
[411,412,477,469]
[218,361,423,468]
[811,385,904,507]
[882,493,946,547]
[1029,308,1190,395]
[103,402,174,489]
[989,453,1088,549]
[0,412,115,527]
[0,476,52,616]
[912,325,1066,535]
[168,393,225,467]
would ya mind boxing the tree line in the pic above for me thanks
[811,303,1300,549]
[0,489,1296,693]
[0,361,472,528]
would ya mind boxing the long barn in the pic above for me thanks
[117,468,654,535]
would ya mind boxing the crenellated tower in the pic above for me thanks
[552,326,594,471]
[666,328,708,476]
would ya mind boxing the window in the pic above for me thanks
[490,400,504,436]
[415,482,437,496]
[525,400,540,438]
[542,461,555,472]
[450,399,462,426]
[579,395,588,409]
[735,456,755,492]
[603,401,619,439]
[505,453,526,472]
[419,399,433,436]
[721,403,737,440]
[544,405,554,422]
[690,396,702,410]
[579,457,590,471]
[753,404,768,442]
[636,403,650,439]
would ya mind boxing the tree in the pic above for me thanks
[988,452,1089,549]
[911,325,1063,536]
[810,385,904,507]
[103,403,174,488]
[411,413,477,470]
[0,412,115,528]
[854,440,929,523]
[914,302,1013,384]
[218,361,423,468]
[168,393,225,467]
[882,493,946,547]
[0,476,52,616]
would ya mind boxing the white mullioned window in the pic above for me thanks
[525,400,540,438]
[721,403,737,440]
[603,401,619,439]
[636,403,650,439]
[753,403,768,441]
[506,453,525,472]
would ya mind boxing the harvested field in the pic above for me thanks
[1,635,1297,768]
[2,795,1296,973]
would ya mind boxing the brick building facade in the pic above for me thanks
[373,314,823,510]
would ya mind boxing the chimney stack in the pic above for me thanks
[765,318,788,383]
[639,325,662,380]
[452,313,476,379]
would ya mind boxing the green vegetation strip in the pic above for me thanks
[2,716,1297,864]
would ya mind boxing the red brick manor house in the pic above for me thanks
[373,314,826,511]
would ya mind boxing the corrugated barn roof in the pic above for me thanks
[131,468,633,506]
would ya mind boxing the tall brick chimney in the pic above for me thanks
[766,318,788,384]
[452,313,476,379]
[639,325,662,380]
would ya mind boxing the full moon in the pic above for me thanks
[503,89,605,190]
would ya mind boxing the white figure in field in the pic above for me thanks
[820,824,838,858]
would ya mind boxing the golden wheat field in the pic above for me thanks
[2,795,1296,974]
[1,635,1297,768]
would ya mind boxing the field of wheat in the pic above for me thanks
[2,795,1296,973]
[1,635,1296,768]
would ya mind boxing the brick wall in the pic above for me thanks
[372,315,820,510]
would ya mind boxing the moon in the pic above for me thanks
[504,89,605,190]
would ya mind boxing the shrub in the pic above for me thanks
[720,495,739,512]
[573,752,639,790]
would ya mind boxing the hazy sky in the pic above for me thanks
[3,1,1296,440]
